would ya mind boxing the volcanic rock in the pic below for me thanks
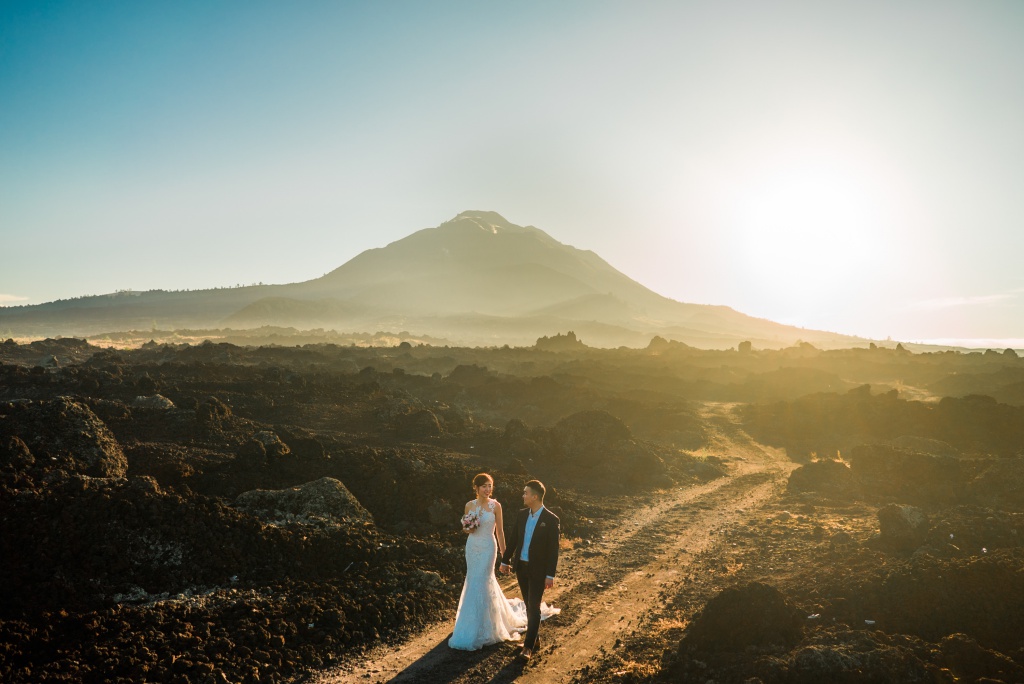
[0,396,127,479]
[525,410,672,489]
[0,435,34,470]
[787,459,857,497]
[890,435,960,457]
[856,549,1024,650]
[413,569,444,589]
[756,629,935,683]
[969,457,1024,511]
[274,426,327,459]
[503,418,530,440]
[198,396,232,428]
[133,394,175,410]
[252,431,291,459]
[445,364,493,387]
[427,499,456,527]
[396,409,444,439]
[924,505,1024,555]
[235,477,373,527]
[938,633,1024,682]
[876,503,930,550]
[679,582,804,654]
[848,443,964,505]
[236,439,269,468]
[550,410,632,453]
[605,439,672,488]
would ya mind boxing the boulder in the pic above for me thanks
[604,440,671,488]
[679,583,804,653]
[1,435,34,470]
[445,364,493,386]
[550,410,632,455]
[0,396,127,478]
[848,443,964,505]
[236,439,268,468]
[969,458,1024,511]
[38,355,60,368]
[503,418,530,440]
[925,505,1024,555]
[939,633,1024,682]
[876,503,930,550]
[890,435,960,458]
[532,410,671,489]
[252,431,291,459]
[233,431,292,469]
[133,394,175,410]
[395,410,444,439]
[274,426,327,459]
[198,396,232,425]
[788,459,857,497]
[134,373,158,393]
[413,569,444,589]
[508,438,542,462]
[427,499,456,527]
[760,629,934,683]
[235,477,373,526]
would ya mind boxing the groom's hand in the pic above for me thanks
[498,563,510,574]
[545,577,554,589]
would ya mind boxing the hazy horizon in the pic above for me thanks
[3,1,1023,343]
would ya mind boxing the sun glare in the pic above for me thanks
[731,163,889,314]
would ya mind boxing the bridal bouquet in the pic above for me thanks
[461,509,481,532]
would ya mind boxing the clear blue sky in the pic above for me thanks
[3,1,1023,344]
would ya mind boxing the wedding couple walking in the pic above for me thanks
[448,474,560,659]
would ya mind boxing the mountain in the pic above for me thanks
[1,210,863,349]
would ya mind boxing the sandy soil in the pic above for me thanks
[307,403,794,683]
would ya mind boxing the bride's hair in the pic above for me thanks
[473,473,493,489]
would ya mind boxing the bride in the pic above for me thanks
[449,473,556,650]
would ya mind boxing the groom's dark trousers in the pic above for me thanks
[503,507,560,651]
[515,562,548,650]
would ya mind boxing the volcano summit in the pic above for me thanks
[1,211,860,348]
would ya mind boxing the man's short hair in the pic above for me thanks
[525,479,546,501]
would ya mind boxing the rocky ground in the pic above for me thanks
[575,454,1024,684]
[1,337,1023,683]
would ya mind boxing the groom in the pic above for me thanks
[499,479,559,659]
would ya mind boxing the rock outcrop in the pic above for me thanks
[235,477,373,527]
[0,396,127,479]
[678,582,804,654]
[876,503,930,550]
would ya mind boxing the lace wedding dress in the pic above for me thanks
[448,500,559,650]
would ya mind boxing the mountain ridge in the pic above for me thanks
[1,210,864,349]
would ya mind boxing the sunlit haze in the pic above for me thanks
[2,1,1023,345]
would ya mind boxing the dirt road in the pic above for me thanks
[307,403,795,683]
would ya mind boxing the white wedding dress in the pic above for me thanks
[448,499,559,651]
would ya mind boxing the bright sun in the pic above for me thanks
[732,163,888,315]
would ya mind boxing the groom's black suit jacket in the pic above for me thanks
[502,507,560,579]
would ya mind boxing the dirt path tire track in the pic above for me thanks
[307,403,794,683]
